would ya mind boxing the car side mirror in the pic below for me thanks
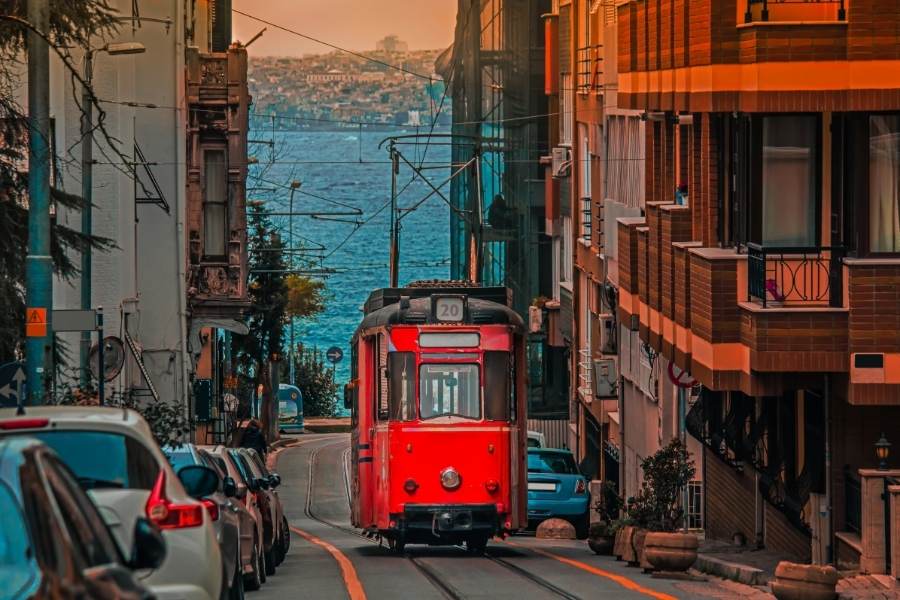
[177,465,219,498]
[343,385,352,410]
[223,476,238,498]
[129,518,166,570]
[269,473,281,489]
[257,477,271,491]
[235,483,248,499]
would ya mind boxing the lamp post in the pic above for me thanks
[79,42,145,388]
[875,433,891,471]
[288,180,301,386]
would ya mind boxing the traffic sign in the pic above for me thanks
[53,309,96,332]
[326,346,344,364]
[0,362,26,407]
[25,307,47,337]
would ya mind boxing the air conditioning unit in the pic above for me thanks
[551,147,571,178]
[593,358,617,398]
[600,314,617,354]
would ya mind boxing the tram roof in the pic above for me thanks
[356,287,524,336]
[363,284,511,314]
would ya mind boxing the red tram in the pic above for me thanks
[346,283,527,552]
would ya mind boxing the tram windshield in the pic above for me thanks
[419,363,481,420]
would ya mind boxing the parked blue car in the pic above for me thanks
[527,448,590,538]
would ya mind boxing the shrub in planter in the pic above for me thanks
[624,439,698,572]
[771,562,838,600]
[587,523,615,555]
[588,481,623,555]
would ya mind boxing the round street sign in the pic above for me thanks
[326,346,344,364]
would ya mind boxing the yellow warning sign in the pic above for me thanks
[26,307,47,337]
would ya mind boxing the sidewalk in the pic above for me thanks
[692,539,900,599]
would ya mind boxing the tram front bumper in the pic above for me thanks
[390,504,500,542]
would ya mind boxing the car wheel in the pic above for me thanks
[244,539,262,591]
[264,546,277,576]
[229,552,245,600]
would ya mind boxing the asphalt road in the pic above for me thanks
[253,434,740,600]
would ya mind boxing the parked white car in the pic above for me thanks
[0,407,224,600]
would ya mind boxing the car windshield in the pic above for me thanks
[528,451,579,475]
[0,481,31,594]
[419,363,480,420]
[29,431,159,490]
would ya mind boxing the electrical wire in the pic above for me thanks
[232,8,434,81]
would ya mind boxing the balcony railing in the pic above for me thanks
[746,243,846,308]
[844,467,861,534]
[745,0,846,23]
[576,45,602,94]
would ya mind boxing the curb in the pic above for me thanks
[694,554,769,587]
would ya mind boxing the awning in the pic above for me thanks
[189,318,249,362]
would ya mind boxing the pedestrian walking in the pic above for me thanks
[241,418,268,457]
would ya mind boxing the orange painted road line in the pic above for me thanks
[290,526,367,600]
[503,540,677,600]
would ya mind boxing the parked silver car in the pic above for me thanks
[206,445,267,590]
[164,444,248,599]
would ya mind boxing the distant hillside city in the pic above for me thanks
[249,36,450,131]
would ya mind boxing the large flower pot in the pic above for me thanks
[588,534,614,555]
[613,528,625,559]
[643,532,699,572]
[631,528,652,570]
[618,526,637,563]
[771,562,838,600]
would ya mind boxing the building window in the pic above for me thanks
[869,115,900,253]
[561,216,573,288]
[203,149,228,258]
[758,116,818,247]
[685,480,704,530]
[560,73,573,146]
[579,125,592,242]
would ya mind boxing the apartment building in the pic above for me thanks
[612,0,900,571]
[45,0,249,440]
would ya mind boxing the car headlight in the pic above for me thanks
[440,467,461,490]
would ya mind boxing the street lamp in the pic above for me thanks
[79,41,146,386]
[875,433,891,471]
[288,180,301,386]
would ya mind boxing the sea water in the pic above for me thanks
[250,128,452,389]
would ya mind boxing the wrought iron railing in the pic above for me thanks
[745,0,846,23]
[844,468,861,534]
[747,243,845,308]
[576,45,602,94]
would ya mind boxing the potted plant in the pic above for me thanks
[587,481,622,555]
[771,561,839,600]
[625,439,699,573]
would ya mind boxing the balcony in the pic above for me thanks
[746,244,845,309]
[576,45,602,95]
[743,0,847,24]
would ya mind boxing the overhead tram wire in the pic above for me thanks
[231,8,434,82]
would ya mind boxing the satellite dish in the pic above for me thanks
[90,337,126,382]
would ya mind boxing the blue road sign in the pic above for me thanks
[326,346,344,364]
[0,362,27,408]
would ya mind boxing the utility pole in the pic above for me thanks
[25,0,53,404]
[288,180,301,385]
[80,50,94,389]
[79,42,144,388]
[389,144,400,288]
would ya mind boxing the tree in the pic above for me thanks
[0,2,120,364]
[232,201,289,376]
[625,438,696,532]
[292,347,339,417]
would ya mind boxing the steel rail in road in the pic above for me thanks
[300,438,584,600]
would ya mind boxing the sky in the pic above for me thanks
[232,0,457,57]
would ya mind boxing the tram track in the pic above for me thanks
[301,438,585,600]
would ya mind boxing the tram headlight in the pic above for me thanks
[404,478,419,494]
[440,467,461,490]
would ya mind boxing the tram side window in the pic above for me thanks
[484,351,512,421]
[389,352,416,421]
[419,363,481,420]
[376,335,389,421]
